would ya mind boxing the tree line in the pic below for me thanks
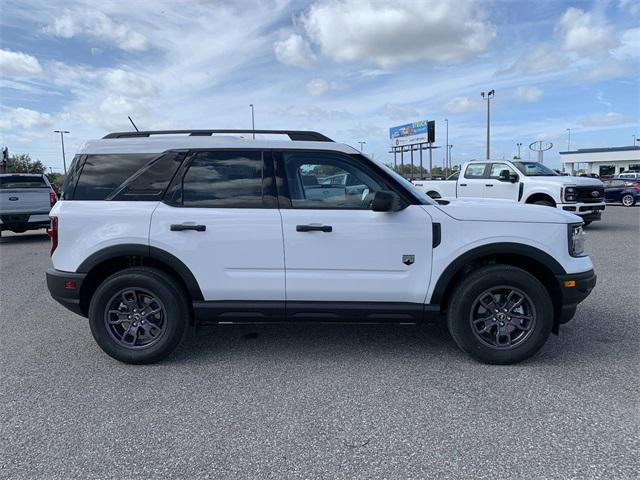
[2,153,64,188]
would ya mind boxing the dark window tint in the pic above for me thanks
[0,175,46,189]
[283,152,384,209]
[112,152,185,201]
[74,154,157,200]
[61,155,83,199]
[181,151,264,208]
[465,163,487,178]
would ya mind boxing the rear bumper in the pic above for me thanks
[555,269,597,324]
[46,268,87,317]
[0,212,50,230]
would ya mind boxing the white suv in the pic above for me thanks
[46,130,596,365]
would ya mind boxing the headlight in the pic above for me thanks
[568,223,586,257]
[564,185,577,202]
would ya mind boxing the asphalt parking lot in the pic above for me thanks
[0,206,638,479]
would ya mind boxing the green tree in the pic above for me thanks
[4,154,46,174]
[46,172,64,189]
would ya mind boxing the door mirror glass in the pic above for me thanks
[372,190,403,212]
[498,169,511,182]
[509,173,519,183]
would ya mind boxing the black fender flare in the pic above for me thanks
[430,242,566,305]
[77,243,203,301]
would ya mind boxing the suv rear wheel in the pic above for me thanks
[88,267,190,364]
[447,265,553,364]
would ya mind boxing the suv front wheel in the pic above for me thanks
[447,265,553,364]
[88,267,190,364]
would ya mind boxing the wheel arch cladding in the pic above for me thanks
[431,243,564,327]
[77,244,203,315]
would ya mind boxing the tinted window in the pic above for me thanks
[465,163,487,178]
[489,163,515,178]
[74,154,157,200]
[181,151,264,208]
[111,152,185,201]
[0,175,46,189]
[61,155,83,200]
[284,153,384,209]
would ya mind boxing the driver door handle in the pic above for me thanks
[296,224,332,233]
[485,184,494,187]
[171,224,206,232]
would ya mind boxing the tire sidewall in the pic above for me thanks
[88,269,189,364]
[622,194,635,207]
[447,266,553,364]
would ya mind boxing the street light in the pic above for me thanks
[516,142,522,159]
[633,134,638,145]
[480,90,494,160]
[358,141,366,152]
[448,145,453,173]
[566,128,572,151]
[249,104,255,139]
[444,119,449,172]
[53,130,70,174]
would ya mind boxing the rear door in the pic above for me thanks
[458,163,487,198]
[485,162,519,200]
[149,150,285,306]
[276,150,432,318]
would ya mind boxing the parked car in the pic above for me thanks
[603,179,640,207]
[0,173,57,235]
[616,171,640,181]
[47,129,596,365]
[412,160,605,225]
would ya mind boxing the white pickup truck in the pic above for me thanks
[0,173,57,235]
[413,160,606,225]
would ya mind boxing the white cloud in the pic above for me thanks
[556,8,618,55]
[580,112,632,127]
[1,107,52,129]
[301,0,495,67]
[43,9,148,51]
[583,60,632,82]
[274,34,316,69]
[306,78,329,96]
[444,96,483,113]
[381,103,419,121]
[515,86,543,102]
[103,69,158,98]
[498,45,567,76]
[0,49,43,77]
[612,28,640,61]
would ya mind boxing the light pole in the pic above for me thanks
[516,142,522,159]
[358,141,366,152]
[448,145,453,174]
[54,130,69,174]
[481,90,494,159]
[249,104,255,139]
[633,134,638,145]
[566,128,571,151]
[444,118,449,171]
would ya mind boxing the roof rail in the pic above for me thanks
[102,129,334,142]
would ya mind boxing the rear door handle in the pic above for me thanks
[485,184,494,187]
[459,183,467,187]
[171,224,206,232]
[296,224,332,233]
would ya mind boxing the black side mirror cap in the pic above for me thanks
[509,173,519,183]
[372,190,404,212]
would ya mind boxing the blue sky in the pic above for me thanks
[1,0,638,172]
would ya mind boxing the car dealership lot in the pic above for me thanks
[0,207,638,479]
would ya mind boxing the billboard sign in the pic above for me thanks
[389,120,435,147]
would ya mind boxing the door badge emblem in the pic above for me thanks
[402,255,415,266]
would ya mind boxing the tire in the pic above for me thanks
[621,194,636,207]
[447,265,553,364]
[533,199,555,207]
[427,191,441,199]
[88,267,190,364]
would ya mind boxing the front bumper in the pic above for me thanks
[555,269,597,324]
[46,268,87,317]
[561,203,605,222]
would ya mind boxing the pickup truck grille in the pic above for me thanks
[575,186,604,203]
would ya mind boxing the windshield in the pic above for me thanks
[512,162,558,177]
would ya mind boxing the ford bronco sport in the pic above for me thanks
[46,130,596,364]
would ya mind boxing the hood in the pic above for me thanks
[433,198,581,224]
[526,175,603,186]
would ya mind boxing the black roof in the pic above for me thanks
[559,146,640,155]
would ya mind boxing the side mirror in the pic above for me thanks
[372,190,403,212]
[509,173,519,183]
[498,169,511,182]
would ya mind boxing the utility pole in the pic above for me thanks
[517,142,522,159]
[444,119,449,172]
[566,128,571,151]
[633,134,638,145]
[249,104,255,139]
[358,141,366,152]
[448,145,453,174]
[481,90,494,159]
[54,130,69,174]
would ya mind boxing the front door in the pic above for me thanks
[149,150,285,304]
[276,151,432,318]
[485,162,520,200]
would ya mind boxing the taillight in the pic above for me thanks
[49,191,57,207]
[631,184,640,191]
[48,216,58,256]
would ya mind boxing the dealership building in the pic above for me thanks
[559,146,640,176]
